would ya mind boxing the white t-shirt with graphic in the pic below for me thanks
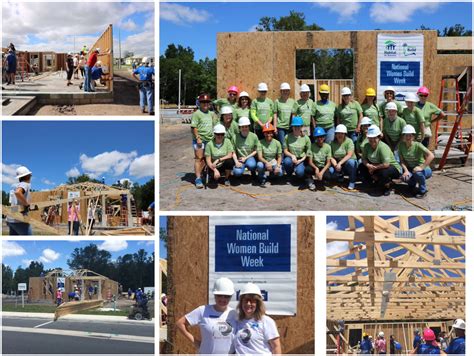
[7,182,31,223]
[231,315,280,355]
[185,304,234,354]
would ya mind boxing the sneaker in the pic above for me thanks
[195,178,203,189]
[348,182,356,190]
[415,191,427,199]
[259,178,266,187]
[383,188,391,196]
[224,179,231,186]
[308,181,316,191]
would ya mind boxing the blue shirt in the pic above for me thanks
[91,67,104,80]
[6,53,16,70]
[417,344,440,354]
[414,335,422,348]
[133,66,154,81]
[360,339,372,352]
[445,336,465,354]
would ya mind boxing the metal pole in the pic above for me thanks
[313,62,317,100]
[118,29,121,70]
[178,69,182,115]
[22,291,24,308]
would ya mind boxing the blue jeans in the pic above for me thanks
[139,82,154,113]
[408,167,432,193]
[322,126,335,144]
[283,157,305,178]
[83,65,91,92]
[277,128,289,147]
[348,131,358,144]
[233,156,257,176]
[329,159,358,183]
[7,222,32,235]
[256,161,284,180]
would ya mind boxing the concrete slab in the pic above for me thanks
[2,95,37,115]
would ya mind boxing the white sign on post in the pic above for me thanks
[377,34,424,103]
[18,283,27,291]
[209,216,297,316]
[18,283,27,308]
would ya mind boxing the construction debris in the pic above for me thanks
[53,105,76,115]
[54,299,104,321]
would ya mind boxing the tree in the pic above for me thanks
[67,244,112,276]
[67,174,102,185]
[2,190,9,206]
[441,24,472,37]
[2,264,14,294]
[159,227,167,250]
[131,178,154,211]
[257,11,324,31]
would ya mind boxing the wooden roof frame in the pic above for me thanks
[327,216,465,321]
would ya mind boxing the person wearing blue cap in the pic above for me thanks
[282,116,311,181]
[305,126,332,191]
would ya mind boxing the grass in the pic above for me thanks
[76,308,129,316]
[2,304,57,313]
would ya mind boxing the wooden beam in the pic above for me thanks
[437,37,472,51]
[2,206,60,235]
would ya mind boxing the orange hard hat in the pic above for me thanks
[262,122,275,133]
[198,93,212,102]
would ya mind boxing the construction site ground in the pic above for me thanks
[2,69,152,116]
[160,122,472,211]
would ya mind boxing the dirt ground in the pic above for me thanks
[159,124,473,211]
[29,70,154,116]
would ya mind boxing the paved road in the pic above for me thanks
[2,316,154,354]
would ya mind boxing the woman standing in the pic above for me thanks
[66,52,74,86]
[236,91,251,122]
[283,116,311,180]
[311,84,337,143]
[360,125,402,196]
[68,199,81,235]
[375,331,387,355]
[380,87,403,119]
[410,329,440,354]
[204,124,235,186]
[361,88,383,131]
[231,283,281,355]
[273,82,296,146]
[214,85,239,119]
[336,87,363,143]
[305,127,332,191]
[220,105,239,142]
[232,117,259,179]
[402,93,425,142]
[256,123,283,186]
[176,277,235,354]
[294,84,314,138]
[416,86,445,147]
[355,117,372,159]
[251,82,274,139]
[382,102,406,152]
[330,124,358,190]
[398,125,434,198]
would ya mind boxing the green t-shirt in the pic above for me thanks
[362,140,401,171]
[222,120,240,142]
[402,107,424,138]
[312,100,337,129]
[232,132,259,158]
[275,98,297,130]
[235,107,250,121]
[191,109,216,142]
[294,98,314,126]
[383,116,406,143]
[362,103,382,127]
[308,142,332,168]
[398,141,430,169]
[330,137,356,160]
[257,138,282,162]
[204,138,234,161]
[416,101,442,126]
[213,99,238,120]
[251,98,274,127]
[380,100,403,119]
[337,101,363,132]
[355,135,369,156]
[283,133,311,158]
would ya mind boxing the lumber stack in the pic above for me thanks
[54,299,104,321]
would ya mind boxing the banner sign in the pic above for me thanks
[57,277,66,292]
[209,216,297,315]
[377,34,424,103]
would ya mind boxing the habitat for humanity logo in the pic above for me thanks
[402,42,417,56]
[384,40,397,56]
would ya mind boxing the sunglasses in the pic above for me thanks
[215,133,225,136]
[418,94,428,98]
[228,93,237,96]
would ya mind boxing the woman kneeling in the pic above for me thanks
[204,124,235,186]
[305,127,332,191]
[256,122,283,186]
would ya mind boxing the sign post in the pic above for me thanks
[18,283,27,308]
[209,216,297,315]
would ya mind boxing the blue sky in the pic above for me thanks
[159,216,167,259]
[160,2,472,60]
[2,1,154,57]
[2,121,154,192]
[2,240,155,271]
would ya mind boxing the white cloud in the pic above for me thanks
[22,259,33,267]
[2,163,21,185]
[160,3,211,25]
[66,167,80,178]
[370,2,440,23]
[42,179,55,185]
[316,2,362,23]
[116,29,154,58]
[119,18,137,31]
[2,241,26,258]
[129,153,154,178]
[248,24,259,32]
[119,178,134,187]
[327,241,349,257]
[80,150,138,177]
[327,221,338,231]
[98,240,128,252]
[38,248,60,263]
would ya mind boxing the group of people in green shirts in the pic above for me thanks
[190,83,443,198]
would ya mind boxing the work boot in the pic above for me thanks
[195,178,203,189]
[415,190,427,199]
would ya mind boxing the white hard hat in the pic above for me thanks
[95,48,100,52]
[240,282,262,297]
[220,106,233,115]
[384,86,395,93]
[360,117,372,126]
[385,102,398,111]
[280,82,290,90]
[404,92,418,103]
[453,319,466,330]
[402,124,416,135]
[238,117,251,126]
[142,57,150,64]
[367,125,382,138]
[341,87,352,96]
[212,277,234,296]
[16,166,32,179]
[335,124,348,134]
[213,124,226,134]
[67,52,73,55]
[239,91,250,98]
[96,61,102,66]
[300,84,310,92]
[379,331,385,338]
[257,82,268,91]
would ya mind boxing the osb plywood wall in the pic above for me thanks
[217,30,471,108]
[30,190,88,224]
[89,24,113,91]
[166,216,314,354]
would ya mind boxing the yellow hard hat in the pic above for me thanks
[363,332,368,337]
[366,88,376,96]
[319,84,330,94]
